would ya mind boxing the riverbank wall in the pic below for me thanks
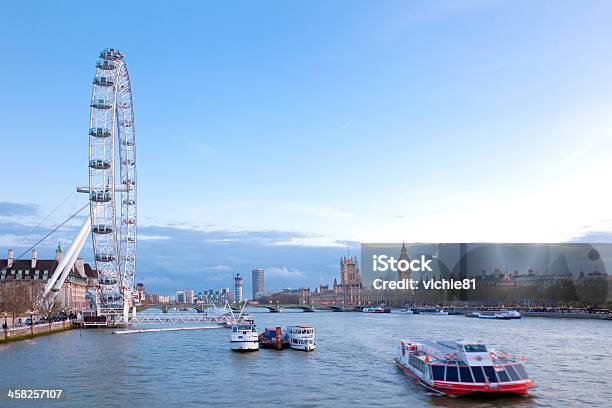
[522,311,612,320]
[1,321,75,344]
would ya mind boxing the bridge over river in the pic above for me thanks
[138,303,361,313]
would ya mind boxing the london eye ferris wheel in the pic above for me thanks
[88,48,137,313]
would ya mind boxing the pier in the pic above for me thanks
[113,326,224,335]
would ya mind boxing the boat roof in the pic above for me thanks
[406,340,485,353]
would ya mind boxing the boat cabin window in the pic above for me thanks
[471,366,486,383]
[445,366,459,382]
[505,365,520,381]
[463,344,487,353]
[431,365,445,381]
[513,364,529,379]
[483,366,499,382]
[496,367,510,382]
[459,366,474,383]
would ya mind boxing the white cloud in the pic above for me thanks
[138,234,171,241]
[272,236,349,248]
[265,266,304,279]
[199,264,234,273]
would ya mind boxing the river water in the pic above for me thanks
[1,310,610,408]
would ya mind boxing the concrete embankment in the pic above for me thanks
[1,321,74,344]
[521,311,612,320]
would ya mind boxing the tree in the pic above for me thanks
[577,277,608,308]
[0,281,30,326]
[22,281,44,334]
[544,280,579,305]
[38,298,63,330]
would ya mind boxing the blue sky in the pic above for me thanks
[2,1,612,294]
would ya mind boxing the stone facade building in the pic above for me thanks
[0,245,94,312]
[310,256,363,305]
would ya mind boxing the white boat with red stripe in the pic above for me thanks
[394,340,535,396]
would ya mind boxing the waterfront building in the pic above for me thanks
[260,288,311,305]
[145,292,160,304]
[398,242,411,281]
[158,295,172,304]
[234,274,244,302]
[252,268,265,299]
[310,283,338,305]
[309,257,363,306]
[0,246,92,312]
[136,283,145,304]
[185,289,195,304]
[338,256,363,305]
[196,287,233,305]
[174,289,195,304]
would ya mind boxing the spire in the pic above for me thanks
[55,241,63,263]
[399,241,409,261]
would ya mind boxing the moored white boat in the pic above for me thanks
[394,340,535,396]
[473,310,521,320]
[285,325,316,351]
[419,310,448,316]
[230,323,259,352]
[391,308,414,314]
[363,306,389,313]
[495,310,521,319]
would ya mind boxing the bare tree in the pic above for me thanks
[22,281,43,334]
[38,298,62,330]
[0,281,30,326]
[0,284,9,328]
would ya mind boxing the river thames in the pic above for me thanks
[1,311,610,407]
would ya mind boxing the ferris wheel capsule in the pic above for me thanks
[93,76,114,87]
[96,60,117,70]
[100,48,123,61]
[89,127,112,137]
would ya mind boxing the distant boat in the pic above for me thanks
[363,306,389,313]
[474,310,521,320]
[419,310,448,316]
[391,308,414,314]
[259,327,288,350]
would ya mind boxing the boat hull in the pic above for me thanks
[289,344,316,352]
[230,341,259,352]
[395,360,534,396]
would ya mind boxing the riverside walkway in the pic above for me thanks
[1,320,74,343]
